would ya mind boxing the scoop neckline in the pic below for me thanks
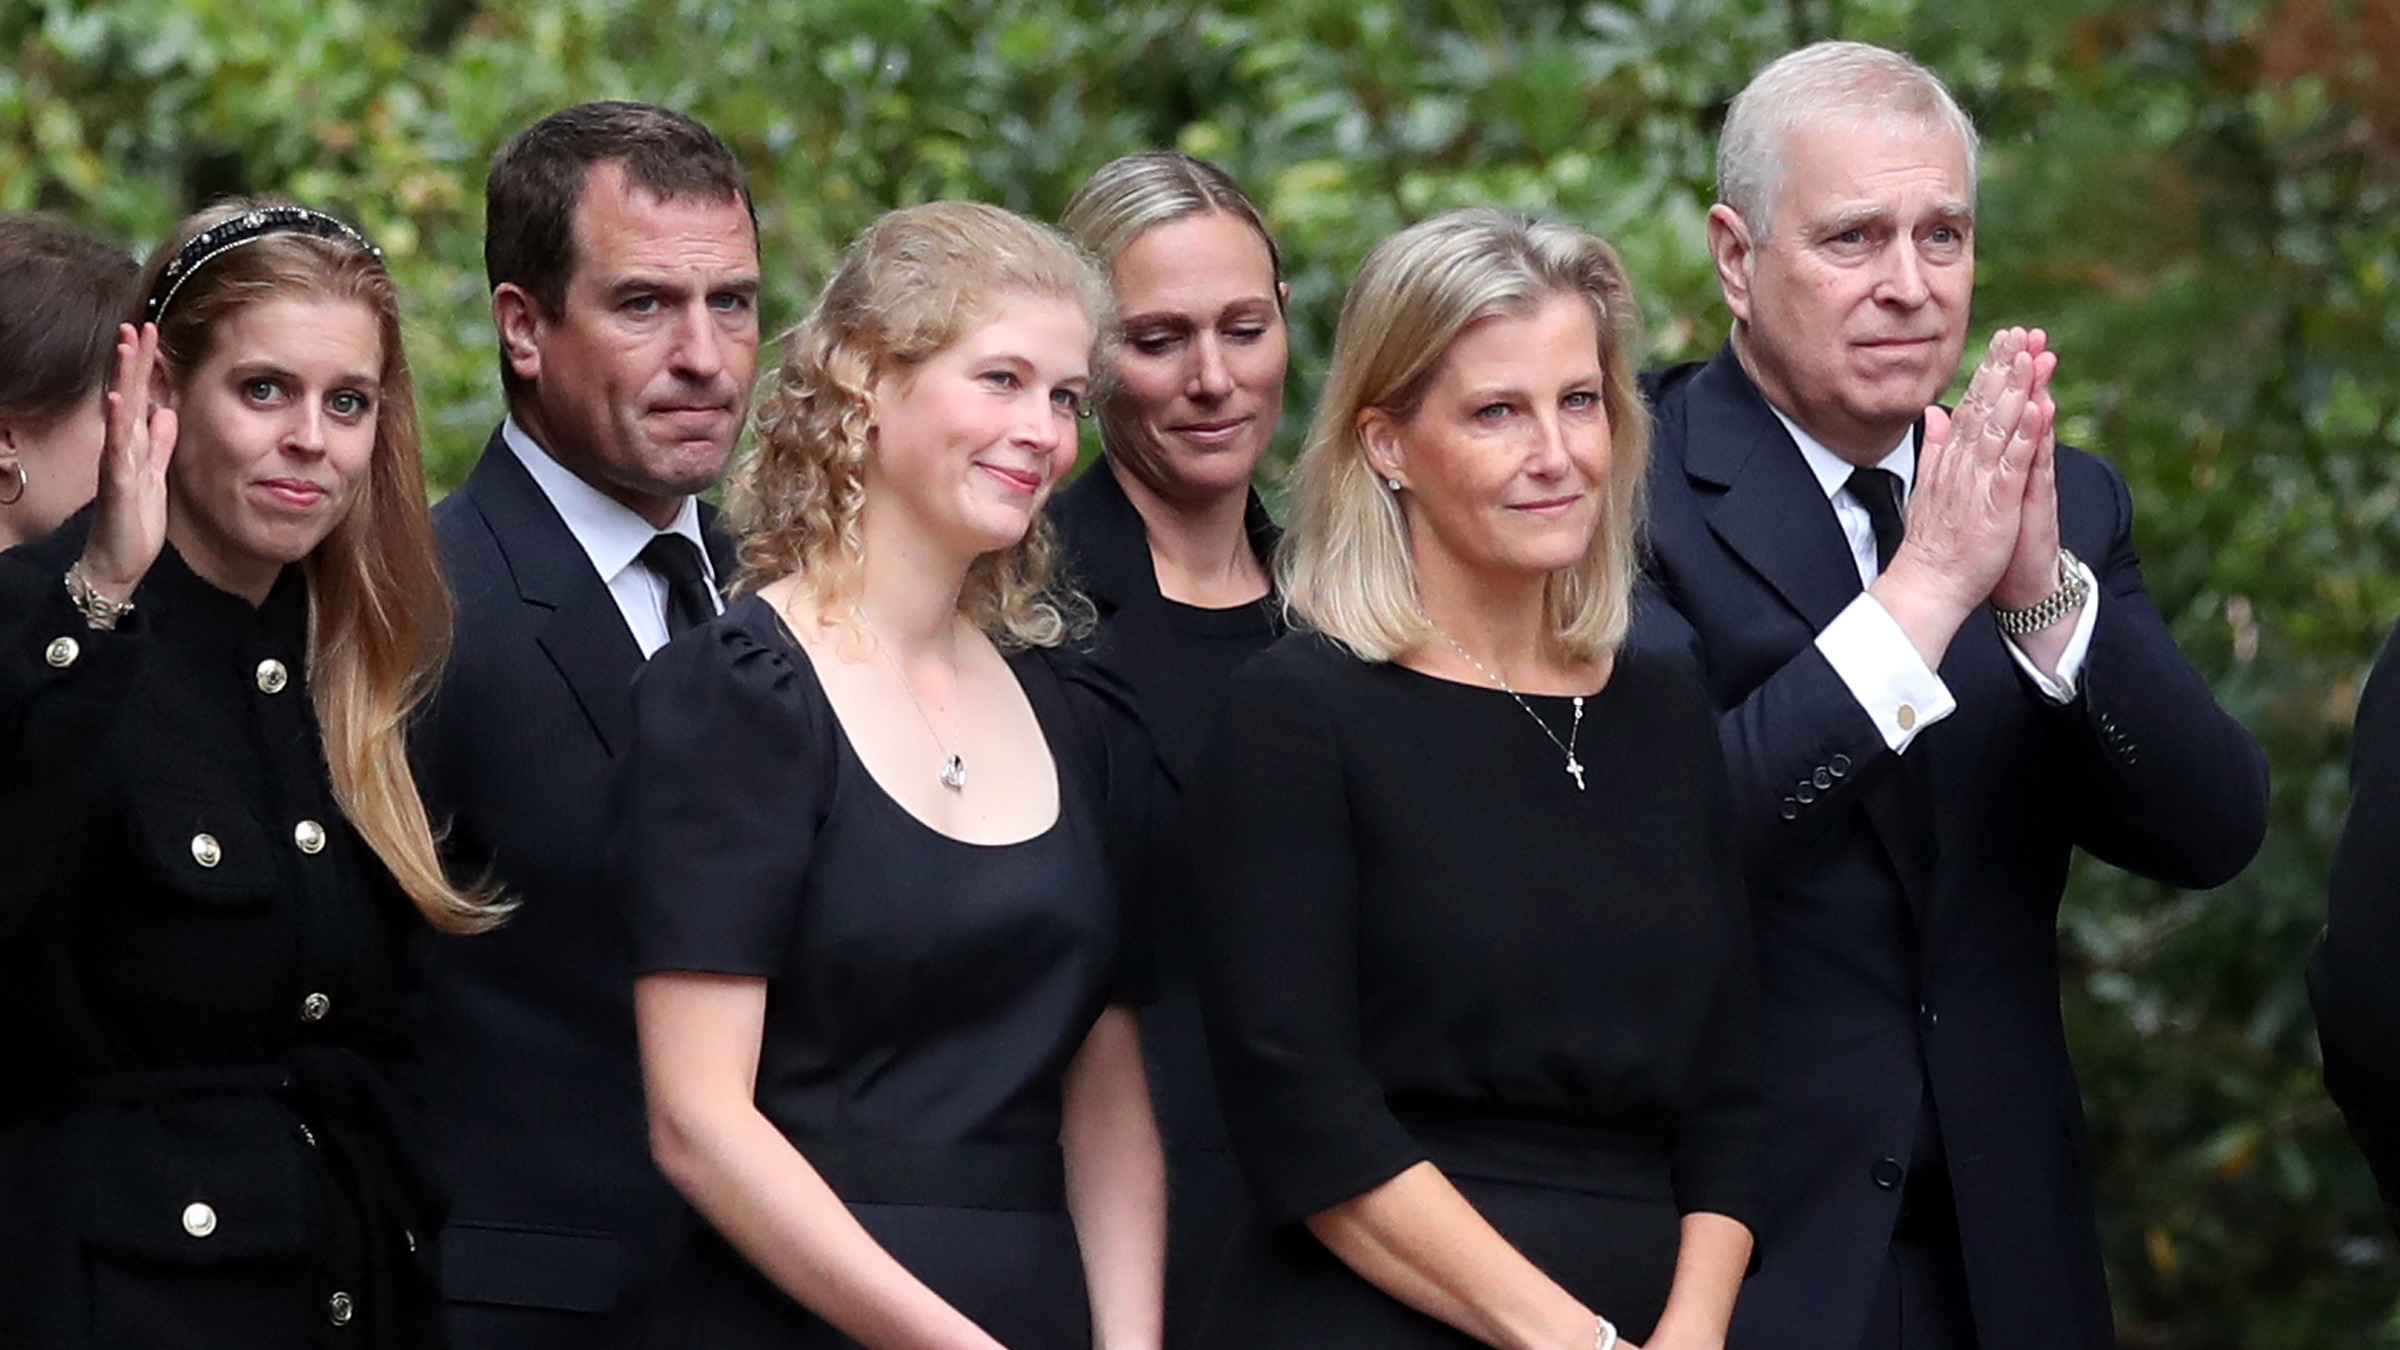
[1379,649,1618,703]
[744,596,1067,850]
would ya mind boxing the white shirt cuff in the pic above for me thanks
[2002,556,2101,703]
[1816,594,1959,753]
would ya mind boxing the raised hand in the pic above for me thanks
[1867,327,2052,668]
[77,324,178,603]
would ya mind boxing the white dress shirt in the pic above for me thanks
[503,417,720,659]
[1771,409,2100,753]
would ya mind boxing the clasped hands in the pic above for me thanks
[1869,327,2073,670]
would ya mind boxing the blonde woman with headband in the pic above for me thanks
[0,200,499,1349]
[1186,209,1762,1349]
[617,200,1164,1350]
[1052,149,1291,1350]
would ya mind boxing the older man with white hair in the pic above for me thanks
[1636,40,2267,1350]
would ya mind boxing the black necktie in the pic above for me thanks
[1847,468,1907,575]
[638,533,716,639]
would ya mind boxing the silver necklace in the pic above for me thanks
[859,616,969,792]
[1436,630,1587,791]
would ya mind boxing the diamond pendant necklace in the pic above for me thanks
[859,615,969,792]
[1436,629,1588,790]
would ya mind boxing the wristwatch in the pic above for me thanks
[1994,548,2089,635]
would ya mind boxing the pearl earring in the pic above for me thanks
[1385,477,1403,492]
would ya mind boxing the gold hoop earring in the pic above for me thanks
[0,458,24,507]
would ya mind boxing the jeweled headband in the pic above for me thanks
[143,205,384,326]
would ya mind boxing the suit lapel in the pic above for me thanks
[1683,346,1862,632]
[1682,347,1942,918]
[458,431,647,757]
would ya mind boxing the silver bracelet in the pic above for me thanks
[1594,1315,1619,1350]
[64,562,136,632]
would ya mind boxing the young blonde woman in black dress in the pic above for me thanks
[618,201,1164,1350]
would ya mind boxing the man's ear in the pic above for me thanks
[493,283,545,387]
[1357,408,1406,489]
[1706,204,1756,327]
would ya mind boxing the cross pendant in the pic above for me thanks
[1566,757,1586,791]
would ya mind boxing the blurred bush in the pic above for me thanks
[8,0,2399,1341]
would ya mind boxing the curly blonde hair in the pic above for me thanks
[730,200,1113,648]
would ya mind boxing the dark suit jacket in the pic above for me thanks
[2312,617,2400,1236]
[409,429,733,1350]
[1634,346,2267,1350]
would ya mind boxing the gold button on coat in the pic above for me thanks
[44,636,79,668]
[181,1201,217,1238]
[255,658,289,694]
[328,1291,354,1326]
[293,820,326,854]
[301,992,331,1023]
[190,834,222,868]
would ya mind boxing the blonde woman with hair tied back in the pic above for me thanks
[0,199,499,1350]
[617,200,1165,1350]
[1052,149,1292,1350]
[1185,209,1764,1350]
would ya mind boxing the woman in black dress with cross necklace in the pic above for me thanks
[1186,209,1763,1350]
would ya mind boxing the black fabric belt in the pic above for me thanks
[1396,1104,1676,1201]
[799,1137,1067,1212]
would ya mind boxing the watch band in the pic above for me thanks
[1994,548,2088,635]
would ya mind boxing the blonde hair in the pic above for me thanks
[1060,150,1282,287]
[1279,208,1651,664]
[730,200,1112,648]
[1061,151,1287,484]
[134,200,506,934]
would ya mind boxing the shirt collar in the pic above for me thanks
[502,416,711,585]
[1769,406,1917,503]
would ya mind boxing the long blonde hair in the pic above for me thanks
[730,200,1113,648]
[135,201,506,934]
[1280,208,1651,664]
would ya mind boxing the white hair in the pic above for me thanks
[1717,40,1981,237]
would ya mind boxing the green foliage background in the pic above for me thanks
[9,0,2399,1340]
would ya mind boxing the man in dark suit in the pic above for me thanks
[2312,624,2400,1238]
[409,102,761,1349]
[1635,41,2268,1350]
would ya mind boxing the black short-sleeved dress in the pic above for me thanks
[1049,465,1282,1350]
[1185,633,1765,1348]
[613,596,1128,1350]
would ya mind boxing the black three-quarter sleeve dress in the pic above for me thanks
[1185,633,1765,1348]
[0,516,447,1350]
[614,597,1132,1350]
